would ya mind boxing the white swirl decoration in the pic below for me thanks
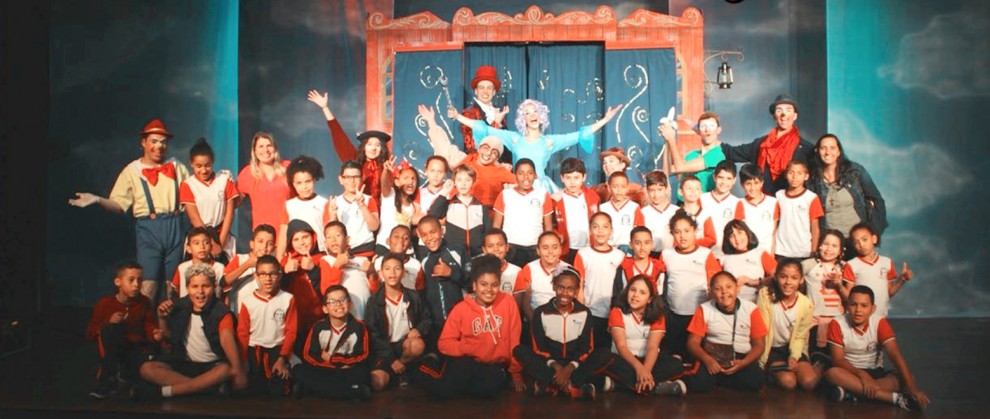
[615,64,650,145]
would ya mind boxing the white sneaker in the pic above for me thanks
[603,376,614,393]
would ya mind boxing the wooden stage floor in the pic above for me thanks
[2,308,988,418]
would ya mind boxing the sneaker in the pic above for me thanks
[129,382,161,401]
[349,384,372,401]
[397,373,410,389]
[580,383,597,401]
[116,370,131,385]
[654,379,687,396]
[894,392,923,412]
[89,378,118,400]
[602,376,614,393]
[292,381,305,399]
[829,385,857,403]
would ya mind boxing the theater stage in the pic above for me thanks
[1,308,987,418]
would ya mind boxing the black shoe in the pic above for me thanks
[89,378,118,400]
[349,384,372,401]
[397,373,410,389]
[129,382,161,401]
[828,384,857,403]
[292,381,305,399]
[580,383,597,401]
[894,392,923,412]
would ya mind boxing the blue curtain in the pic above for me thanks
[463,44,527,116]
[528,43,605,186]
[603,48,677,186]
[393,50,464,172]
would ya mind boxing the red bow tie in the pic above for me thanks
[142,163,175,186]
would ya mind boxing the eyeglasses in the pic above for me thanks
[325,297,350,306]
[256,271,280,278]
[479,145,501,159]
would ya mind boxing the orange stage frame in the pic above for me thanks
[366,5,704,146]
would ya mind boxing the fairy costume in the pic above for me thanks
[468,120,594,193]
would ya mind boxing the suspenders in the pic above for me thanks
[138,173,179,219]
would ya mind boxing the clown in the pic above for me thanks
[448,99,621,193]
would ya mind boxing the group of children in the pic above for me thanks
[84,106,928,411]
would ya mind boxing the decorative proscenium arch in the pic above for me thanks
[366,5,704,147]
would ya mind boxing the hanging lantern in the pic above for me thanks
[717,60,733,89]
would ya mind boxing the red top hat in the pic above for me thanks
[139,118,173,138]
[471,65,501,91]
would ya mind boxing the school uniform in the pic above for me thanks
[604,307,684,392]
[660,247,722,357]
[574,246,625,349]
[774,189,824,258]
[514,299,610,390]
[719,249,776,303]
[224,254,258,315]
[736,195,779,253]
[683,206,718,248]
[497,261,522,294]
[802,258,845,357]
[827,313,895,375]
[364,287,433,380]
[682,299,767,392]
[553,187,600,258]
[169,260,225,299]
[280,195,330,253]
[429,194,490,259]
[418,292,523,398]
[416,186,444,220]
[318,254,375,321]
[179,170,239,258]
[599,199,645,248]
[494,187,553,267]
[87,294,155,385]
[700,192,742,257]
[280,252,324,338]
[376,192,415,254]
[109,158,190,300]
[373,254,421,291]
[328,194,380,257]
[415,243,468,337]
[236,289,298,396]
[756,288,813,368]
[843,255,897,318]
[641,203,680,254]
[612,257,666,304]
[292,316,373,398]
[157,297,234,379]
[513,260,572,312]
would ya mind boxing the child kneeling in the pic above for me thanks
[134,263,246,400]
[292,285,374,400]
[514,267,610,400]
[418,254,524,398]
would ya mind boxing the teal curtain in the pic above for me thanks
[603,48,677,185]
[527,43,605,186]
[393,50,464,171]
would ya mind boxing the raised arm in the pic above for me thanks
[308,89,357,162]
[659,121,705,174]
[586,105,622,133]
[420,105,467,167]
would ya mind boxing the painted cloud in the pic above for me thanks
[828,110,971,218]
[878,4,990,100]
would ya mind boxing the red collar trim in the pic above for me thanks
[746,195,767,206]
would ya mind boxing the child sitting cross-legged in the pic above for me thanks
[291,285,374,400]
[417,255,525,398]
[514,266,610,400]
[133,263,246,400]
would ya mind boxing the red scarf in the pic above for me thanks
[757,127,800,181]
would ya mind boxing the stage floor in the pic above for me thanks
[2,308,988,418]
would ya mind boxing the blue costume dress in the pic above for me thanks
[469,120,594,193]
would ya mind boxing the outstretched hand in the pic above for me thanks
[603,104,623,122]
[494,106,510,125]
[307,90,329,108]
[446,106,459,119]
[68,192,98,208]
